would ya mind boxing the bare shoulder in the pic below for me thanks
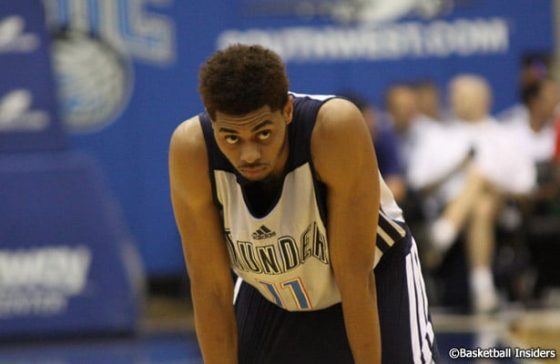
[315,97,365,131]
[170,115,206,161]
[311,98,374,183]
[169,115,212,203]
[312,98,369,156]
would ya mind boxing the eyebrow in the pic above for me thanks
[218,120,273,134]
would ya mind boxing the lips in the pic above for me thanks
[240,166,267,177]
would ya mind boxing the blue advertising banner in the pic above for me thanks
[0,1,145,338]
[41,0,554,276]
[0,1,66,153]
[0,153,143,338]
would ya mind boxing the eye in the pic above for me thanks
[257,130,271,141]
[224,135,239,144]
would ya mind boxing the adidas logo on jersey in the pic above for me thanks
[252,225,276,240]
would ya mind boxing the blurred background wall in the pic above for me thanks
[29,0,555,279]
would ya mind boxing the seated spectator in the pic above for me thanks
[383,83,421,169]
[501,78,560,166]
[383,83,446,226]
[500,78,560,297]
[414,80,444,125]
[500,79,560,209]
[385,82,449,169]
[408,74,535,313]
[555,117,560,163]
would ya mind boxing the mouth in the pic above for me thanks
[240,166,268,178]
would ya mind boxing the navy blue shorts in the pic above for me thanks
[235,234,440,364]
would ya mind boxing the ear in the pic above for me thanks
[284,95,294,125]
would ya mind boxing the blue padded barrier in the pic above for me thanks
[0,152,145,338]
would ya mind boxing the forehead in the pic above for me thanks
[214,105,279,130]
[390,88,415,104]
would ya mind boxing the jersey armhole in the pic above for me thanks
[290,94,343,225]
[198,113,223,211]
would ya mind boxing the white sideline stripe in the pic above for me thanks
[406,254,422,364]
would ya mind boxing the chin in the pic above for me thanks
[247,171,280,184]
[239,168,269,181]
[242,174,261,181]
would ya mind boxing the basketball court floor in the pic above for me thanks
[1,297,559,364]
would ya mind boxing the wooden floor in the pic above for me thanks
[433,306,560,364]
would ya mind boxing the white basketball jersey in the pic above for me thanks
[199,93,406,311]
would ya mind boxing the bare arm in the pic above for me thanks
[169,117,237,364]
[384,175,407,203]
[312,99,382,364]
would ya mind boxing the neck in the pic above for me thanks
[528,112,545,132]
[267,132,290,182]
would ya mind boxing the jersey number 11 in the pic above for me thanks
[258,277,312,310]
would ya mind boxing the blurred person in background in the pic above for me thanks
[501,78,560,182]
[407,74,535,313]
[341,92,407,203]
[554,117,560,164]
[382,83,433,226]
[414,80,444,125]
[555,117,560,163]
[383,84,420,170]
[500,78,560,299]
[383,82,456,248]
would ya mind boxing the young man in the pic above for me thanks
[169,44,438,364]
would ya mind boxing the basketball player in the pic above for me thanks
[169,44,438,364]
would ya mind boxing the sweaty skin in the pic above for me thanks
[169,97,382,364]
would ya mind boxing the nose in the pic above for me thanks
[240,142,261,165]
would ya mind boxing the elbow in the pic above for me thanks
[189,272,234,305]
[333,261,375,296]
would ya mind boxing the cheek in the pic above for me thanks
[261,136,284,160]
[216,142,238,162]
[274,130,288,150]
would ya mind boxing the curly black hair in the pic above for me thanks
[198,44,289,120]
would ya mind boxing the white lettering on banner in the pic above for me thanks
[217,18,509,62]
[0,246,92,317]
[0,293,66,316]
[42,0,176,65]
